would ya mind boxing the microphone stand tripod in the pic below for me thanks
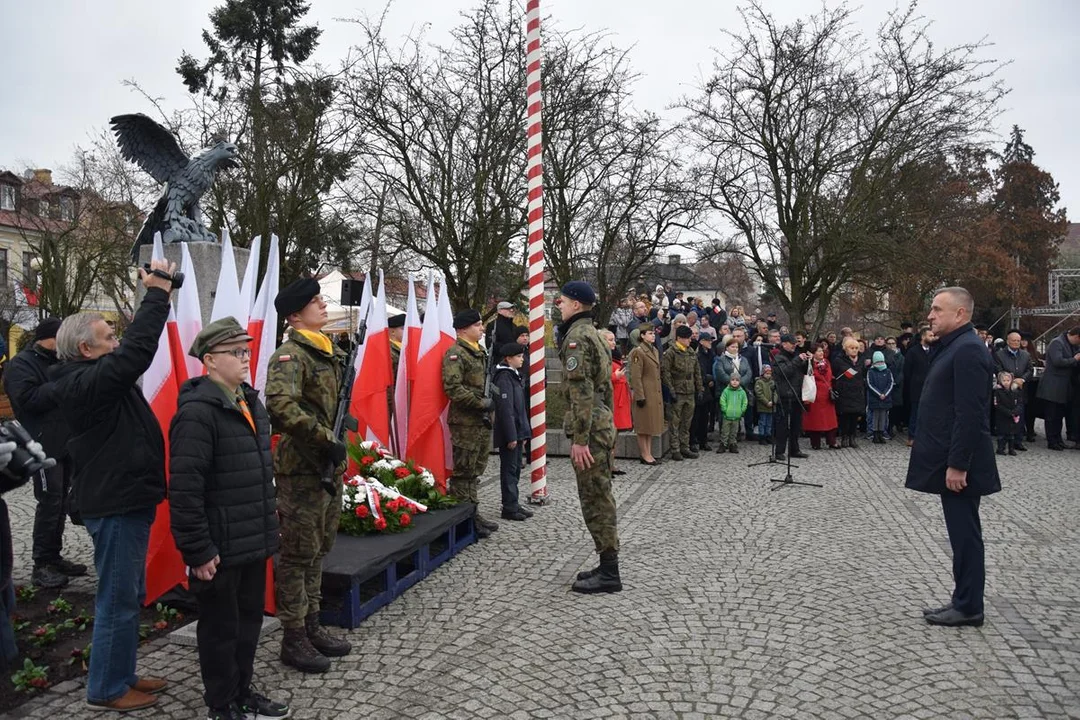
[766,352,822,490]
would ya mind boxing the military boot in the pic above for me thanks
[305,613,351,657]
[682,449,700,459]
[576,565,601,581]
[280,627,330,674]
[571,551,622,594]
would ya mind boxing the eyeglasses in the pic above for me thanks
[208,348,251,359]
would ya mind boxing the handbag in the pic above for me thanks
[801,362,818,403]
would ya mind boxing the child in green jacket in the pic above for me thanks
[718,376,749,453]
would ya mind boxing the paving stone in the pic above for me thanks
[0,425,1078,718]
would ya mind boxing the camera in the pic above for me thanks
[141,264,185,289]
[0,421,51,479]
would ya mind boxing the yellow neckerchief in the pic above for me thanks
[391,339,402,350]
[461,338,482,352]
[294,328,334,356]
[675,341,690,352]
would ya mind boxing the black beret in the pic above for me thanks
[275,277,321,317]
[34,317,62,341]
[676,325,693,339]
[780,334,796,344]
[499,342,527,358]
[453,309,482,330]
[560,281,596,305]
[388,313,406,328]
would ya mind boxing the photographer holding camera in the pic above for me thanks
[0,429,55,671]
[50,258,177,712]
[2,317,84,590]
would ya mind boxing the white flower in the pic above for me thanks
[359,441,378,450]
[421,471,435,488]
[370,460,393,473]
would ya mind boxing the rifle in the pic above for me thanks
[481,367,495,429]
[321,319,367,495]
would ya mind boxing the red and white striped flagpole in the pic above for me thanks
[525,0,548,503]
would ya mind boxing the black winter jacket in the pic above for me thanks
[993,386,1022,426]
[51,288,170,520]
[2,343,70,458]
[772,348,808,402]
[831,354,865,415]
[492,365,530,449]
[169,377,279,569]
[904,343,933,406]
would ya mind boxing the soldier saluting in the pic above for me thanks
[264,278,352,674]
[442,309,499,538]
[556,282,622,594]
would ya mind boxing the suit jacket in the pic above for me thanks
[903,343,933,406]
[905,323,1000,497]
[1035,333,1078,404]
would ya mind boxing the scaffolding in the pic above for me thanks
[1009,268,1080,340]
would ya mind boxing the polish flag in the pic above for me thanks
[174,243,203,380]
[348,270,392,449]
[435,276,457,479]
[249,234,280,397]
[406,274,454,492]
[210,227,242,324]
[392,276,421,454]
[238,235,262,329]
[142,233,188,605]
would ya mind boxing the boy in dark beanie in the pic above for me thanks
[492,342,534,521]
[993,371,1022,456]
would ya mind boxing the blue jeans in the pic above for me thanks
[84,507,155,703]
[757,412,773,439]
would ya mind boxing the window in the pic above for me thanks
[0,185,14,211]
[0,249,7,286]
[59,196,75,222]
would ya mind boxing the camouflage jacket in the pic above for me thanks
[661,342,703,397]
[265,330,347,476]
[558,312,615,445]
[442,338,489,427]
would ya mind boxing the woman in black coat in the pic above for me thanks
[832,337,865,447]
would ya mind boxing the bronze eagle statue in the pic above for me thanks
[110,113,239,262]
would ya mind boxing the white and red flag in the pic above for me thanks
[348,270,392,449]
[406,274,454,492]
[238,235,262,329]
[174,243,203,380]
[142,233,188,605]
[392,276,421,454]
[249,234,280,398]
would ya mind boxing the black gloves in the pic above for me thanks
[636,399,646,408]
[328,441,348,465]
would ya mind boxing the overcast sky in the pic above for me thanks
[4,0,1078,213]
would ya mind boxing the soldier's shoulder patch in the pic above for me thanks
[566,356,579,372]
[449,355,459,361]
[278,354,293,362]
[568,342,578,349]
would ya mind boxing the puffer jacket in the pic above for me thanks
[169,377,279,569]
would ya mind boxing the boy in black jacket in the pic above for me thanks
[169,318,287,720]
[993,371,1022,456]
[492,343,534,522]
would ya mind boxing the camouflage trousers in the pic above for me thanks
[276,474,342,629]
[670,397,695,453]
[574,428,620,554]
[449,425,491,521]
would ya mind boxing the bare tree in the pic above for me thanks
[682,2,1004,329]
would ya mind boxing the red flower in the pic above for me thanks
[360,455,376,466]
[399,513,411,527]
[414,465,426,474]
[394,466,411,479]
[374,518,387,531]
[355,505,370,518]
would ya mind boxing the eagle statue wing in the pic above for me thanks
[109,114,190,185]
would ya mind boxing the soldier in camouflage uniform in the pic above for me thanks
[556,281,622,594]
[264,278,352,674]
[442,309,498,539]
[661,324,703,460]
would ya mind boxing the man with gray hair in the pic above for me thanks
[906,287,1000,627]
[51,258,178,712]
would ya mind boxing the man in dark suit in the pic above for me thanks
[902,327,935,447]
[906,287,1000,627]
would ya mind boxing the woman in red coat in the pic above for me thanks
[804,345,840,449]
[603,331,632,475]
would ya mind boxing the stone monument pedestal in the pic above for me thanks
[136,241,250,326]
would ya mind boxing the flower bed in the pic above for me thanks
[339,441,456,536]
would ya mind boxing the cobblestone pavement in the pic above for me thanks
[3,428,1079,719]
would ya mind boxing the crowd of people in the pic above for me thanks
[600,287,1080,461]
